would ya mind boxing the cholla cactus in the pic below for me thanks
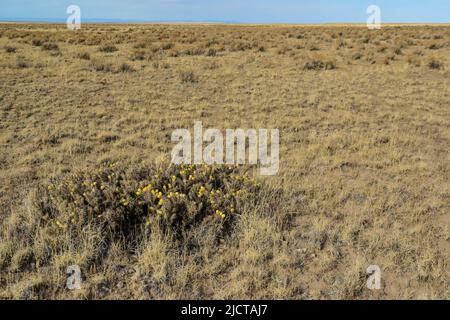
[45,161,261,239]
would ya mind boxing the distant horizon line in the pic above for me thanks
[1,21,450,26]
[1,17,449,25]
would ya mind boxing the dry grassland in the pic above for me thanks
[0,23,449,299]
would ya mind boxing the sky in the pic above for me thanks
[0,0,449,24]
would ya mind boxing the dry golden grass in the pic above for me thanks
[0,23,449,300]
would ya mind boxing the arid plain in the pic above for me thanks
[0,23,449,299]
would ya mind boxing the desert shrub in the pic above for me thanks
[99,45,118,53]
[42,162,261,240]
[83,37,100,46]
[303,59,336,71]
[179,70,198,83]
[377,45,387,53]
[256,46,266,52]
[31,39,43,46]
[182,48,205,56]
[336,40,346,49]
[161,43,174,50]
[205,39,219,47]
[383,55,396,65]
[150,46,160,54]
[130,50,146,61]
[230,41,252,52]
[428,58,443,70]
[393,47,402,55]
[91,61,113,72]
[205,48,217,57]
[16,60,30,69]
[77,52,91,60]
[42,43,59,51]
[352,52,363,60]
[168,50,180,57]
[118,63,135,73]
[428,43,441,50]
[277,46,289,55]
[5,46,16,53]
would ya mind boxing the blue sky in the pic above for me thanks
[1,0,449,23]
